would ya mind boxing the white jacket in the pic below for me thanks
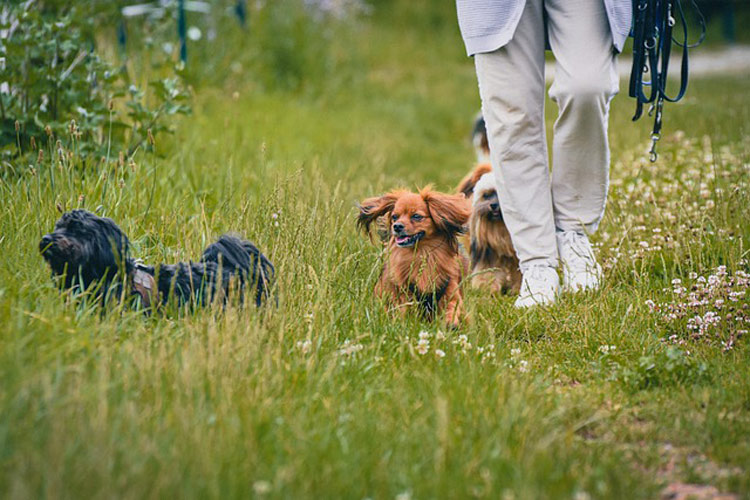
[456,0,632,55]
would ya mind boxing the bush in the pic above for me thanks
[0,2,190,169]
[615,347,709,392]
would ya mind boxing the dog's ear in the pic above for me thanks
[456,163,493,198]
[98,217,130,262]
[422,188,471,238]
[357,191,401,236]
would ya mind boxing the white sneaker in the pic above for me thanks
[514,264,560,308]
[557,230,603,292]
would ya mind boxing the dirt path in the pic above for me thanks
[545,44,750,82]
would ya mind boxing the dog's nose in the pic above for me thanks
[490,202,499,211]
[393,223,405,233]
[39,234,53,251]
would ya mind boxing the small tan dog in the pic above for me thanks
[357,187,470,327]
[457,116,522,294]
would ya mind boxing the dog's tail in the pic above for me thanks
[202,234,275,306]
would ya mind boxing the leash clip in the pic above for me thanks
[649,133,660,162]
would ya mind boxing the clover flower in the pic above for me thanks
[598,345,616,354]
[646,267,749,349]
[296,339,312,354]
[253,481,271,495]
[338,339,364,357]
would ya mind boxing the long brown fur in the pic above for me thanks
[358,187,471,327]
[456,164,522,294]
[456,162,492,198]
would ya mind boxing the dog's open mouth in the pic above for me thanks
[487,210,503,221]
[395,231,425,247]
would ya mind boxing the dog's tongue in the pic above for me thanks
[396,236,409,244]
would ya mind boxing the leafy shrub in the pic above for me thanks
[0,2,190,168]
[614,347,709,392]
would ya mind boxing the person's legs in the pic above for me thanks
[474,0,555,269]
[546,0,619,291]
[474,0,559,306]
[546,0,619,234]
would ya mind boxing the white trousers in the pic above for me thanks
[475,0,619,271]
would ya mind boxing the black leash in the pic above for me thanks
[629,0,705,162]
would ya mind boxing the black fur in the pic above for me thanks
[407,278,450,320]
[201,234,275,307]
[39,210,274,308]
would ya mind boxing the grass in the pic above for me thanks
[1,4,750,499]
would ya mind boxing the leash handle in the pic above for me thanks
[629,0,705,162]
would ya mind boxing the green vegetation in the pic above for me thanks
[1,2,748,498]
[0,2,191,165]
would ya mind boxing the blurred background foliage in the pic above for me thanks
[1,0,748,170]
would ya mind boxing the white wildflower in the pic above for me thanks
[296,339,312,354]
[338,339,364,357]
[253,481,272,495]
[187,26,202,41]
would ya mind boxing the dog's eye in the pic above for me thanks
[483,192,493,200]
[411,214,423,221]
[392,214,399,221]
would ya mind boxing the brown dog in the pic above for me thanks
[457,164,521,293]
[358,187,471,327]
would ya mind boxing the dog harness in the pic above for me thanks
[129,264,158,309]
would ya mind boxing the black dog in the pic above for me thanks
[39,210,274,308]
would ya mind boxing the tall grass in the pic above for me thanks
[1,3,749,498]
